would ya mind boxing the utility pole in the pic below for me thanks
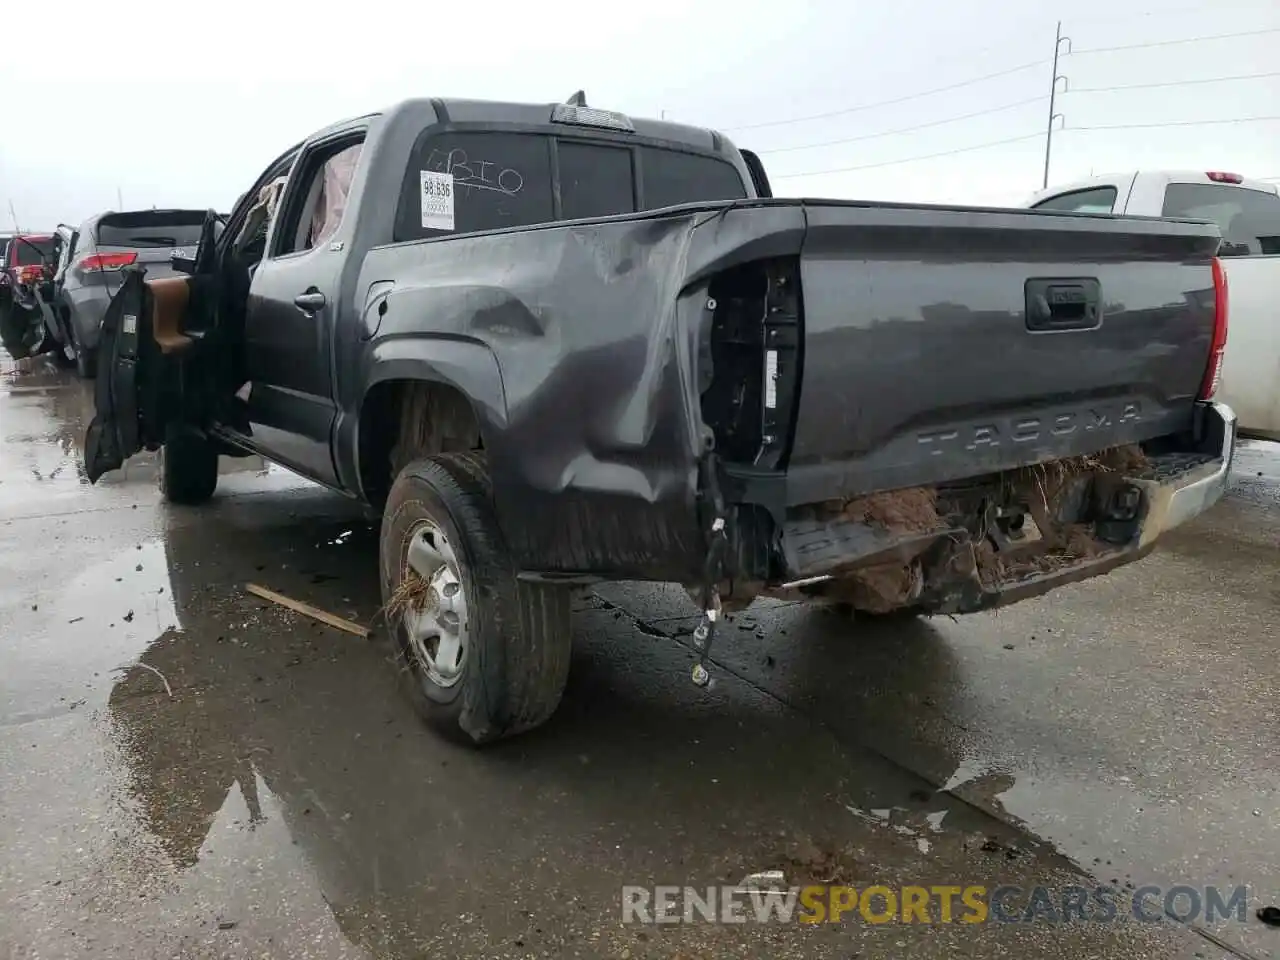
[116,186,124,209]
[6,200,18,232]
[1042,20,1071,188]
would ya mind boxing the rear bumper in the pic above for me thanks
[1142,401,1236,539]
[936,401,1236,613]
[775,402,1237,614]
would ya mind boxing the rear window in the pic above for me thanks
[640,146,748,209]
[394,131,747,242]
[559,141,636,220]
[1032,186,1118,214]
[95,211,206,248]
[1161,183,1280,256]
[6,237,56,265]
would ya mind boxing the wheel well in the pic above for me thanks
[358,379,483,507]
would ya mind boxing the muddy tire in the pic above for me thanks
[380,452,572,745]
[76,348,96,380]
[160,427,218,505]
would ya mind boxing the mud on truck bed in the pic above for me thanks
[83,96,1235,742]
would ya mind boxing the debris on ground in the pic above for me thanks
[128,663,174,700]
[244,583,370,638]
[739,870,786,891]
[1258,906,1280,927]
[782,840,856,885]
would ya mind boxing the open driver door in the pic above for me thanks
[83,269,197,482]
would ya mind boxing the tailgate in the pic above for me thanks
[781,202,1220,505]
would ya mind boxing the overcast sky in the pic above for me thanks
[2,0,1276,229]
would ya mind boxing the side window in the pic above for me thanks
[559,141,635,220]
[1032,186,1118,214]
[641,148,748,208]
[273,135,366,257]
[395,132,554,241]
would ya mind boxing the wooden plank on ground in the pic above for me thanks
[245,582,371,638]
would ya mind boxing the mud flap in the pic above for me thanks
[84,269,151,483]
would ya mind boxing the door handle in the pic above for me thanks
[294,290,326,314]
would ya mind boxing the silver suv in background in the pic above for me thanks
[56,209,205,377]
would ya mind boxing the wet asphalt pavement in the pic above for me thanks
[1,357,1277,960]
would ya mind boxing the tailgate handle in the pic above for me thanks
[1025,278,1102,332]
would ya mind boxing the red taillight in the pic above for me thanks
[77,252,137,272]
[16,265,43,284]
[1199,257,1229,400]
[1206,171,1243,184]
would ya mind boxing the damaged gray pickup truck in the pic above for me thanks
[84,95,1236,744]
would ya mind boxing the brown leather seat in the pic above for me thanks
[147,277,193,355]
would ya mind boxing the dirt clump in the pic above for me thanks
[782,841,858,885]
[828,561,922,613]
[836,486,939,533]
[1098,443,1150,475]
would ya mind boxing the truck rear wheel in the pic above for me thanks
[160,427,218,504]
[380,453,572,744]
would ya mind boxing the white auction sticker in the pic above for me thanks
[420,170,455,230]
[764,349,778,409]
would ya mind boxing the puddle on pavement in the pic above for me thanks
[0,364,291,519]
[0,539,178,725]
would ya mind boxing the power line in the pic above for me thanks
[1063,2,1277,26]
[1071,26,1280,56]
[772,131,1043,180]
[757,95,1046,155]
[722,59,1047,133]
[1067,115,1280,131]
[720,25,1277,139]
[1068,71,1280,93]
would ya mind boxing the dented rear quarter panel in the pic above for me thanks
[349,208,744,579]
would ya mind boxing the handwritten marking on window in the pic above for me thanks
[425,149,524,197]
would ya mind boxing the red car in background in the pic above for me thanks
[1,233,60,360]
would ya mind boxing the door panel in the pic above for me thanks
[238,253,341,484]
[84,269,155,481]
[233,132,365,487]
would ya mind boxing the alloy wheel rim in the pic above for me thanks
[401,518,469,689]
